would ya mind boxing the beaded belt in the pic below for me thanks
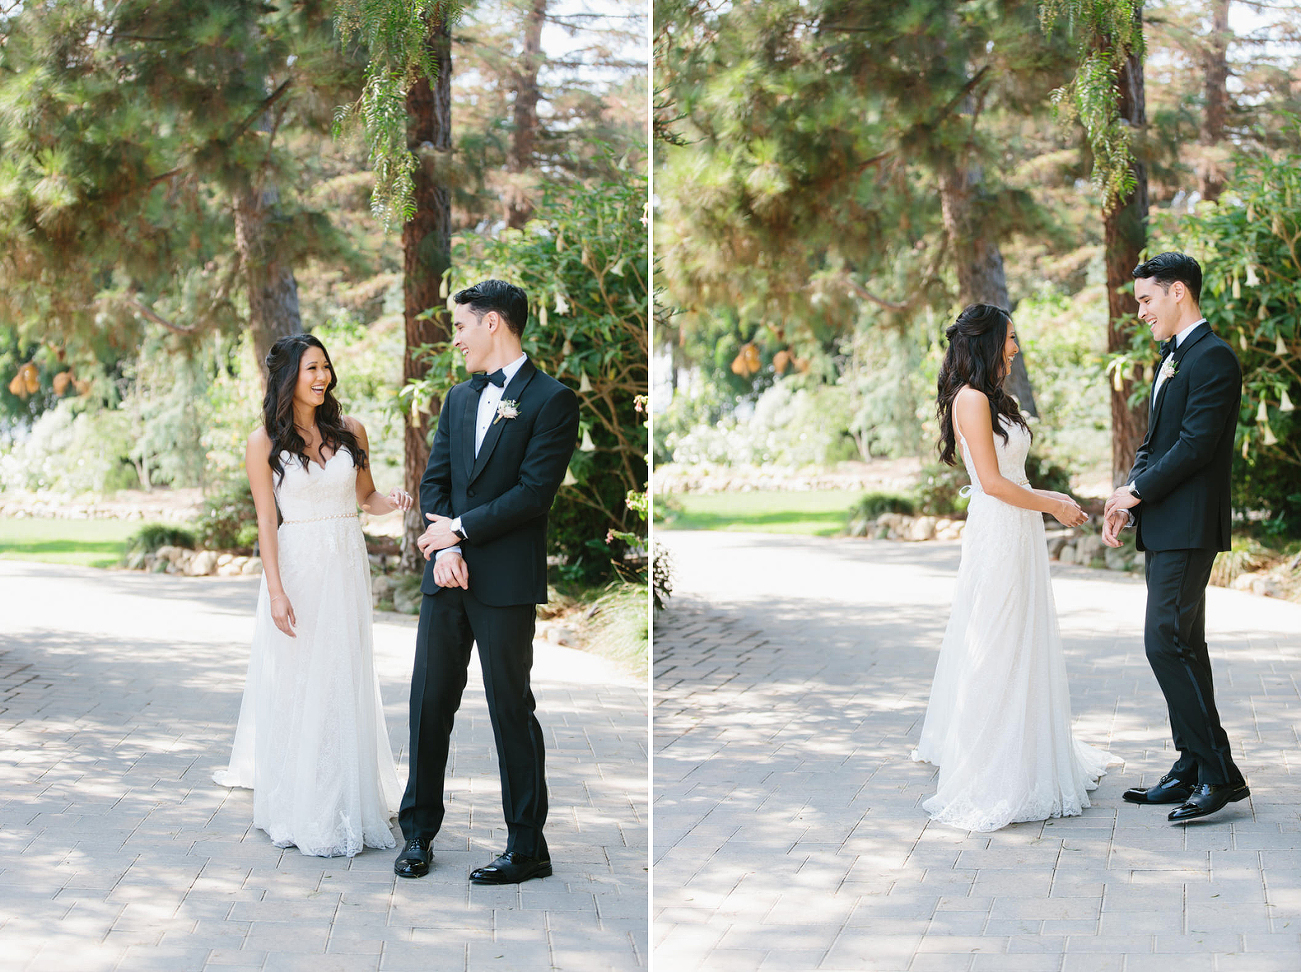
[282,512,358,525]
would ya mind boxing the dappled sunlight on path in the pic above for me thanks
[654,531,1301,971]
[0,561,646,972]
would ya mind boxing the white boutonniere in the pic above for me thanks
[1159,357,1178,383]
[494,399,519,425]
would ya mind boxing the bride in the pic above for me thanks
[214,333,410,857]
[911,304,1116,832]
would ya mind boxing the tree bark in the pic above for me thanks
[1198,0,1230,202]
[235,179,303,387]
[938,164,1038,417]
[506,0,547,229]
[400,15,454,573]
[1104,16,1150,485]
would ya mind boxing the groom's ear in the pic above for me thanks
[1171,280,1186,303]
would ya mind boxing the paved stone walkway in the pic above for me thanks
[0,560,646,972]
[654,530,1301,972]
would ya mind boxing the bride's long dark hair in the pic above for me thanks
[936,303,1030,467]
[263,334,367,484]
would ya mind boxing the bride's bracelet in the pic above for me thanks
[270,594,288,605]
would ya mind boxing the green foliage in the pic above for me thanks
[651,541,673,611]
[1039,0,1144,211]
[584,580,648,677]
[196,478,259,553]
[334,0,463,227]
[126,524,197,555]
[915,462,972,517]
[0,0,366,360]
[0,397,138,494]
[850,492,917,519]
[1150,148,1301,536]
[405,163,648,583]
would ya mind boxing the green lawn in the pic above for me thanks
[655,490,865,537]
[0,517,139,568]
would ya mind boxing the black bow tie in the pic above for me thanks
[470,369,506,392]
[1160,339,1175,357]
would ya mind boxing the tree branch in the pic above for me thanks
[125,297,195,334]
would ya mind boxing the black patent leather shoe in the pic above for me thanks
[1168,782,1251,822]
[394,838,433,878]
[1122,774,1195,805]
[469,851,553,885]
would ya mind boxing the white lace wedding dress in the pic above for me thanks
[213,448,401,857]
[911,421,1115,832]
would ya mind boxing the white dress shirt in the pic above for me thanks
[436,353,528,561]
[1151,318,1206,403]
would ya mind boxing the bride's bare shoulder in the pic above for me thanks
[953,387,993,429]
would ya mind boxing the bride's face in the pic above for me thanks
[1002,318,1019,378]
[294,347,333,413]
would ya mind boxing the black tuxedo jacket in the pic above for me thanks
[419,359,580,605]
[1128,322,1241,553]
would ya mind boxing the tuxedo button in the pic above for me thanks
[468,488,476,497]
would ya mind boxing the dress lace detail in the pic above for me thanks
[213,448,401,857]
[910,422,1117,832]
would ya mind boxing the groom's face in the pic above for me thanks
[452,304,495,373]
[1135,277,1182,342]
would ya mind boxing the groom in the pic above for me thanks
[394,279,579,882]
[1103,251,1247,822]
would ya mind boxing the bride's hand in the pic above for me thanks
[270,593,297,638]
[1051,498,1088,528]
[386,488,414,512]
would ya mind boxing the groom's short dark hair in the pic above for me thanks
[453,279,529,338]
[1133,252,1202,305]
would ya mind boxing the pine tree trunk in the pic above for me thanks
[506,0,547,229]
[1198,0,1230,203]
[235,180,303,386]
[400,16,454,573]
[938,164,1038,417]
[1104,22,1150,486]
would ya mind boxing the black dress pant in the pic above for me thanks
[398,586,548,857]
[1143,548,1243,787]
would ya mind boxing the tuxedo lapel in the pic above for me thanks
[460,385,478,480]
[1150,322,1211,427]
[469,359,538,485]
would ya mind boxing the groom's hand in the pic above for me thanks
[432,551,469,589]
[418,513,459,558]
[1101,510,1128,547]
[1104,484,1139,519]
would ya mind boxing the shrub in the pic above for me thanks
[405,162,647,583]
[196,478,259,553]
[125,523,196,554]
[850,491,917,519]
[915,462,971,516]
[1151,148,1301,537]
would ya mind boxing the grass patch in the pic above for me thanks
[0,516,139,568]
[657,490,867,536]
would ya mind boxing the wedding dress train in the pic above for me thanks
[911,421,1116,832]
[214,448,401,857]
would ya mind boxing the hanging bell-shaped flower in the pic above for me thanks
[563,339,574,356]
[1257,399,1269,423]
[1246,265,1260,287]
[1240,332,1249,351]
[1281,389,1295,412]
[555,292,569,314]
[579,372,592,393]
[539,305,548,329]
[1263,422,1278,446]
[1277,333,1288,356]
[439,273,449,299]
[1232,276,1241,299]
[561,465,577,486]
[580,430,596,452]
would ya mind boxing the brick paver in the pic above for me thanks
[654,530,1301,972]
[0,560,646,972]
